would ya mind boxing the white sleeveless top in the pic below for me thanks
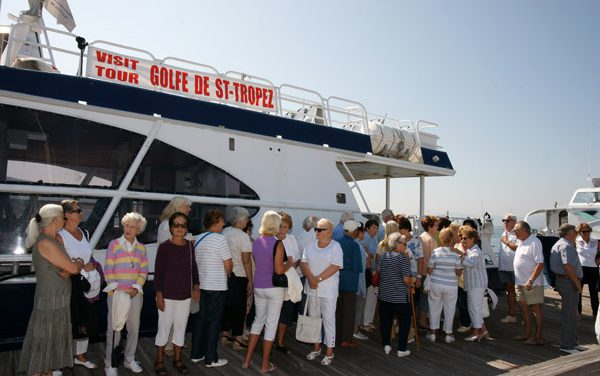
[576,236,599,268]
[59,228,92,263]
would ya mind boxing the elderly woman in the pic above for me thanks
[19,204,84,376]
[375,233,413,357]
[575,223,600,317]
[157,197,192,244]
[460,226,489,342]
[376,220,400,257]
[221,206,253,350]
[243,211,290,372]
[191,210,232,368]
[275,212,300,354]
[426,228,462,344]
[154,212,200,375]
[300,218,343,366]
[56,200,101,369]
[104,212,149,376]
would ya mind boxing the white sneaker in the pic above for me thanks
[397,350,411,358]
[104,367,118,376]
[574,345,587,351]
[456,325,471,333]
[407,336,415,344]
[384,345,392,355]
[559,348,579,355]
[191,356,205,363]
[500,315,517,323]
[445,334,456,344]
[206,359,228,368]
[426,333,436,343]
[353,332,369,340]
[124,360,142,374]
[52,371,62,376]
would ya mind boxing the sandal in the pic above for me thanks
[306,349,321,360]
[321,355,334,366]
[173,360,188,374]
[260,362,277,374]
[275,345,290,354]
[154,362,168,376]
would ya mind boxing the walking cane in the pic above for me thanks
[410,278,419,351]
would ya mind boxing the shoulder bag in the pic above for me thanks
[295,288,322,343]
[272,239,289,287]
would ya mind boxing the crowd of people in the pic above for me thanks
[17,201,600,375]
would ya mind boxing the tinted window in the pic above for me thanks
[572,192,600,204]
[0,104,144,188]
[129,139,259,200]
[0,193,109,254]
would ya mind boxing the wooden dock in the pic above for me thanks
[2,289,598,376]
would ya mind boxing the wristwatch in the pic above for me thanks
[318,276,323,282]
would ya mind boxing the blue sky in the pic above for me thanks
[2,0,599,221]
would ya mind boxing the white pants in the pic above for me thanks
[155,298,191,347]
[428,283,458,334]
[307,295,337,348]
[363,286,378,326]
[467,287,485,329]
[250,287,285,341]
[75,338,88,356]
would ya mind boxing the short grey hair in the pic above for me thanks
[387,232,407,249]
[303,216,319,230]
[504,213,517,221]
[515,221,531,235]
[559,223,576,238]
[122,212,147,232]
[227,206,250,226]
[340,211,354,223]
[381,208,394,219]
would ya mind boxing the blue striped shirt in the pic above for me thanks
[375,251,412,304]
[428,246,462,287]
[462,245,488,291]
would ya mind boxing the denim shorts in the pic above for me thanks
[498,270,515,285]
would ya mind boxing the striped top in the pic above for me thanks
[104,236,148,295]
[195,232,232,291]
[462,245,488,291]
[428,246,462,287]
[375,251,412,304]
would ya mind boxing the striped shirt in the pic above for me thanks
[195,232,232,291]
[462,245,488,291]
[375,251,412,304]
[428,246,462,287]
[104,236,148,295]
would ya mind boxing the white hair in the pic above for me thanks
[227,206,250,226]
[303,216,319,230]
[25,204,63,248]
[122,212,147,232]
[160,196,192,221]
[340,211,354,223]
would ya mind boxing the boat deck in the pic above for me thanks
[1,289,598,376]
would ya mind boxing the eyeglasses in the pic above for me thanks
[581,230,591,233]
[502,218,513,223]
[172,222,188,229]
[68,208,82,214]
[314,227,328,233]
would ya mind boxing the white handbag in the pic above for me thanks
[295,289,322,344]
[482,293,490,318]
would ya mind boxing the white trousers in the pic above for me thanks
[307,295,337,348]
[250,287,285,341]
[75,338,88,355]
[363,286,378,326]
[155,298,191,347]
[428,283,458,334]
[467,287,485,329]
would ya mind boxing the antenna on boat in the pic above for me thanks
[586,138,592,183]
[75,36,87,77]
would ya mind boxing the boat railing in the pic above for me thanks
[1,17,444,152]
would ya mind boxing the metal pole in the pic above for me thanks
[419,174,425,218]
[385,175,391,209]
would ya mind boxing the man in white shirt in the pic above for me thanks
[296,216,319,255]
[513,221,545,346]
[498,214,518,324]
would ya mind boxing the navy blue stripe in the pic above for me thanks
[0,66,372,154]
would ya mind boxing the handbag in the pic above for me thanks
[272,239,289,288]
[295,289,322,343]
[423,275,431,294]
[482,293,490,318]
[371,270,380,287]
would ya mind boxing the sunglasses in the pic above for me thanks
[581,230,591,233]
[172,222,188,229]
[502,219,512,223]
[68,208,82,214]
[314,227,328,233]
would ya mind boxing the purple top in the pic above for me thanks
[253,235,277,289]
[154,240,200,300]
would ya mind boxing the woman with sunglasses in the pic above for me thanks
[460,226,489,342]
[154,212,200,375]
[575,223,600,317]
[56,199,102,370]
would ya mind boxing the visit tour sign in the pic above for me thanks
[86,47,277,112]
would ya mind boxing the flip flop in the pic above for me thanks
[154,362,168,376]
[173,360,188,374]
[275,345,290,354]
[260,362,277,374]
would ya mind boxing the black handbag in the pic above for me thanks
[111,331,124,367]
[272,239,288,288]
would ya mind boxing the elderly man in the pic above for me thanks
[550,224,584,354]
[333,211,354,241]
[376,208,395,242]
[336,220,363,347]
[499,214,518,324]
[297,216,319,254]
[513,221,545,346]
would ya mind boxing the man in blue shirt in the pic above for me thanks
[336,220,363,347]
[333,211,354,241]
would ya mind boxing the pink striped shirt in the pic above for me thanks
[105,236,148,295]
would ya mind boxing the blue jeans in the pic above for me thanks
[379,300,412,351]
[191,290,226,364]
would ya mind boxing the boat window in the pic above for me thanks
[96,199,259,248]
[0,193,109,255]
[572,192,600,204]
[0,104,144,188]
[129,139,259,200]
